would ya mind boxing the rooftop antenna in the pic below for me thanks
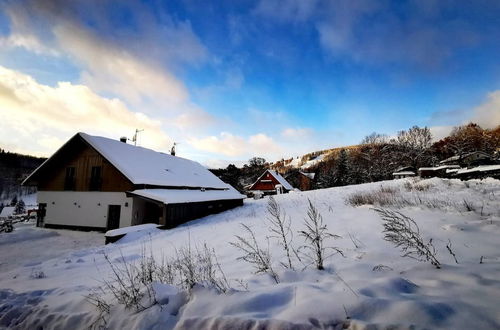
[130,129,144,146]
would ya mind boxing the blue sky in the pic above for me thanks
[0,0,499,167]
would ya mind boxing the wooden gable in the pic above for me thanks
[249,171,282,191]
[27,135,133,192]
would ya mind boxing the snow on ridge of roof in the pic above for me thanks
[392,171,415,176]
[267,170,294,190]
[128,187,246,204]
[456,164,500,174]
[300,171,316,179]
[80,133,228,189]
[419,165,460,171]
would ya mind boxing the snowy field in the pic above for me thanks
[1,178,500,329]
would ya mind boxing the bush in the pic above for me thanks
[298,199,343,270]
[230,223,279,283]
[373,208,440,269]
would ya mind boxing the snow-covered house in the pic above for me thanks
[298,171,315,191]
[248,170,294,196]
[392,166,416,179]
[22,133,245,231]
[440,151,492,167]
[418,165,460,178]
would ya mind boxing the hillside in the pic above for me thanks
[1,177,499,329]
[0,149,46,205]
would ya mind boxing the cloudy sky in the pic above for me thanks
[1,0,499,167]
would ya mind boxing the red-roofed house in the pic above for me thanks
[247,170,294,196]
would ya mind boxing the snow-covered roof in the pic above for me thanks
[300,171,316,179]
[105,223,160,237]
[392,171,415,176]
[440,151,491,164]
[267,170,294,190]
[456,165,500,175]
[128,187,245,204]
[419,165,460,171]
[24,133,229,189]
[0,206,15,218]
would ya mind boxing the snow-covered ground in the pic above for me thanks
[1,178,500,329]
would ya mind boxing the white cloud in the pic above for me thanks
[281,127,313,139]
[52,23,188,108]
[0,66,172,156]
[469,90,500,129]
[189,132,282,158]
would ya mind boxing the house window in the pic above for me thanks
[64,167,76,190]
[89,166,102,191]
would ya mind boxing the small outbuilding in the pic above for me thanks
[440,151,492,167]
[22,132,245,231]
[454,165,500,180]
[418,165,461,178]
[392,166,416,179]
[248,170,294,196]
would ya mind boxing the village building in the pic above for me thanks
[392,166,416,179]
[454,164,500,180]
[418,165,461,178]
[297,171,315,191]
[22,133,245,231]
[247,170,294,196]
[439,151,493,167]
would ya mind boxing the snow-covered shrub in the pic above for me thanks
[404,180,432,192]
[175,243,230,293]
[298,199,343,270]
[94,242,229,313]
[230,223,280,283]
[373,208,441,269]
[267,197,295,270]
[346,189,396,207]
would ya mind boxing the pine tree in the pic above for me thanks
[14,199,25,215]
[333,149,349,186]
[10,195,18,207]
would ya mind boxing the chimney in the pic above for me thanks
[120,137,127,143]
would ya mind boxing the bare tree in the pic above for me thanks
[396,126,433,168]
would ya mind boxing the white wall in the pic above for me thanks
[38,191,133,229]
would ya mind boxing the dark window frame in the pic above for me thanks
[89,166,102,191]
[64,167,76,190]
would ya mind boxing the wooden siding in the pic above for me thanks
[38,138,133,192]
[250,171,282,191]
[164,199,243,228]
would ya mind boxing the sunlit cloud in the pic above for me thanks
[0,66,172,156]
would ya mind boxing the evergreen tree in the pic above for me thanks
[333,149,350,186]
[10,195,18,207]
[14,199,25,214]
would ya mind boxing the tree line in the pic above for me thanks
[211,123,500,192]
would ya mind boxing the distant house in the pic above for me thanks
[248,170,294,196]
[392,166,416,179]
[418,165,460,178]
[298,171,315,191]
[22,132,245,231]
[454,165,500,180]
[440,151,492,167]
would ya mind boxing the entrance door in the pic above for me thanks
[107,205,121,230]
[37,203,47,227]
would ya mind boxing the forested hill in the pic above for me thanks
[0,149,46,204]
